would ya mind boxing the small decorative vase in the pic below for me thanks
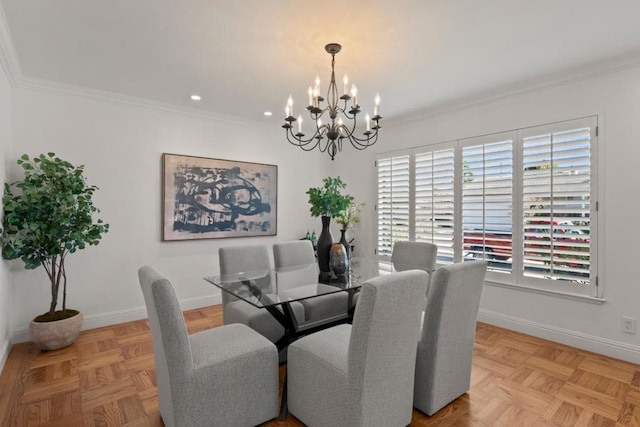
[329,243,349,275]
[316,216,333,274]
[339,228,350,259]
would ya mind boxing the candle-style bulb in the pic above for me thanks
[298,115,303,133]
[365,113,371,131]
[343,75,349,95]
[374,93,380,116]
[351,84,358,107]
[287,95,293,117]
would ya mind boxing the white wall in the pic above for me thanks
[6,59,640,365]
[9,88,331,339]
[0,57,12,367]
[336,65,640,363]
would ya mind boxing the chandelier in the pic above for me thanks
[282,43,382,160]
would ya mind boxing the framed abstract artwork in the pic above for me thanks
[162,153,277,241]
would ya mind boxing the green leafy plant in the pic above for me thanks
[1,153,109,321]
[306,176,353,218]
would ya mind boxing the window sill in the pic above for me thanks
[485,280,606,305]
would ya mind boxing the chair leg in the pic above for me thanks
[278,371,288,420]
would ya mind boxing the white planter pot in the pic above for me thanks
[29,311,83,351]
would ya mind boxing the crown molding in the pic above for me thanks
[0,1,21,85]
[14,76,279,131]
[386,50,640,129]
[0,6,276,132]
[3,0,640,133]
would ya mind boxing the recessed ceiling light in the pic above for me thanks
[190,94,201,101]
[264,111,273,116]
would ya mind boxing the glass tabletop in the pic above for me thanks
[204,257,421,309]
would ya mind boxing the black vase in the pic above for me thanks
[317,216,333,274]
[339,228,350,259]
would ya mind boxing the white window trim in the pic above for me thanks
[375,116,600,299]
[514,117,598,297]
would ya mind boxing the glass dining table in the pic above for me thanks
[204,257,413,353]
[205,257,430,420]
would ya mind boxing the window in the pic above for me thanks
[415,147,455,264]
[461,134,514,273]
[521,122,592,286]
[376,117,598,297]
[376,154,410,256]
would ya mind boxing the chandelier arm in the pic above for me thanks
[346,130,380,149]
[341,110,358,135]
[357,130,379,145]
[286,136,320,151]
[338,108,358,120]
[310,106,332,118]
[343,126,380,147]
[284,126,323,149]
[317,140,331,154]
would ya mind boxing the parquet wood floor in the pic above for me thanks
[1,305,639,426]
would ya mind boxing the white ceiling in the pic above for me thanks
[2,0,640,125]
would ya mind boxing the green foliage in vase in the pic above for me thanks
[306,176,354,218]
[336,201,366,230]
[1,153,109,320]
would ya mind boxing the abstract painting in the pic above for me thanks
[162,153,277,241]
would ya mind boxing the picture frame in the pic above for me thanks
[162,153,277,241]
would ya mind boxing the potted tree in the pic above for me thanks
[306,176,353,275]
[1,153,109,350]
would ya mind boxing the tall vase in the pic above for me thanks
[317,215,333,274]
[339,228,350,259]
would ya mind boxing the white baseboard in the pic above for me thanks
[0,336,10,374]
[180,294,222,311]
[10,294,222,344]
[478,309,640,364]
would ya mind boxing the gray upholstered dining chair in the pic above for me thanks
[287,270,429,427]
[138,266,279,427]
[218,244,305,344]
[391,240,438,274]
[273,240,350,322]
[413,260,487,416]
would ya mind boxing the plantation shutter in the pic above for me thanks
[377,155,410,256]
[414,147,455,264]
[461,135,514,273]
[522,120,592,284]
